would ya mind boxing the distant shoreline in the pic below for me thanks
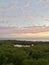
[0,38,49,42]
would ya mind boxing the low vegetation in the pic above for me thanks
[0,40,49,65]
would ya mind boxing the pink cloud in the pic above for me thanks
[35,0,41,5]
[24,0,31,8]
[0,26,49,34]
[21,26,49,33]
[40,16,49,21]
[28,16,35,20]
[0,26,49,38]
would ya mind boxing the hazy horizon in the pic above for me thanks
[0,37,49,42]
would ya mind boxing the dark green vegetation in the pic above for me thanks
[0,40,49,65]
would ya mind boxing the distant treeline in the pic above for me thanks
[0,40,49,45]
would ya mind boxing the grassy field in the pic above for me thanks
[0,40,49,65]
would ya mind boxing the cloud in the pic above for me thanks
[0,26,49,33]
[27,16,35,21]
[0,26,49,38]
[35,0,42,5]
[0,0,49,28]
[35,0,49,10]
[24,0,31,8]
[7,31,49,38]
[43,0,49,10]
[40,16,49,21]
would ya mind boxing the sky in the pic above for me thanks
[0,0,49,40]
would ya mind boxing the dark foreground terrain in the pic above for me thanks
[0,40,49,65]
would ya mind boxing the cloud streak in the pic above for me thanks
[0,26,49,38]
